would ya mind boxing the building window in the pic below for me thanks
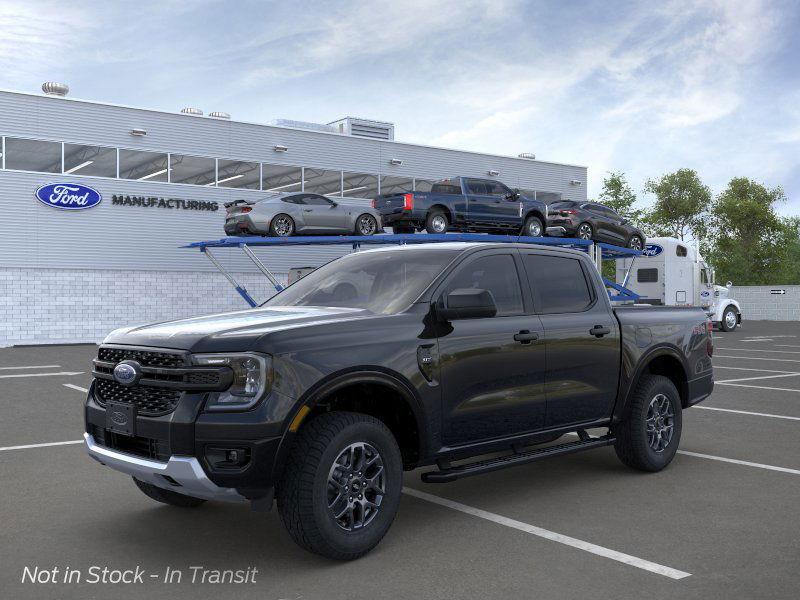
[170,154,216,186]
[342,172,378,199]
[304,168,342,196]
[217,159,260,189]
[4,137,61,173]
[63,144,117,177]
[119,149,169,182]
[414,178,436,192]
[379,175,413,195]
[262,163,302,193]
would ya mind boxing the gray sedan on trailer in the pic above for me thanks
[224,192,383,237]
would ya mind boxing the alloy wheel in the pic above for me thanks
[725,310,737,329]
[327,442,386,531]
[527,220,542,236]
[431,215,447,233]
[645,393,675,453]
[629,236,643,250]
[358,215,377,235]
[273,216,293,236]
[577,224,592,240]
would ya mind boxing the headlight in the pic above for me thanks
[193,352,272,411]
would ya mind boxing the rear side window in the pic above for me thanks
[523,254,594,313]
[443,254,524,316]
[430,180,462,194]
[282,195,305,204]
[637,268,659,283]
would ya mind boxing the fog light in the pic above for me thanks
[206,446,250,469]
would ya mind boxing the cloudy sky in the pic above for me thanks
[1,0,798,212]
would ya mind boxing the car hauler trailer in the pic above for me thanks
[183,233,642,306]
[615,236,742,331]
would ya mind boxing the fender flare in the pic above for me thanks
[272,367,430,478]
[714,300,741,323]
[612,345,690,421]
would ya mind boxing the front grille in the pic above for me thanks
[98,347,186,368]
[89,425,170,462]
[95,379,181,416]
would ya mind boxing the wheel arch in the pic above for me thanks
[275,369,429,476]
[428,203,453,223]
[615,346,690,420]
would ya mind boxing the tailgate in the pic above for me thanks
[372,192,427,212]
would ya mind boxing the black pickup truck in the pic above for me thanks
[373,176,549,236]
[84,242,714,560]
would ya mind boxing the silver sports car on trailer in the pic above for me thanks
[224,192,383,237]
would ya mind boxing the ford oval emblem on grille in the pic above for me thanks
[113,361,141,386]
[35,183,102,210]
[110,411,128,426]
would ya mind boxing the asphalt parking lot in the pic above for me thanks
[2,321,800,600]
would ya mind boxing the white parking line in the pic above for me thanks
[716,348,800,355]
[715,382,800,393]
[64,384,89,393]
[0,371,84,379]
[0,440,83,452]
[678,451,800,475]
[694,406,800,421]
[402,486,691,579]
[714,366,799,374]
[714,355,800,364]
[0,364,61,370]
[717,373,800,384]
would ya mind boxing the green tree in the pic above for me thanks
[598,171,644,227]
[706,177,790,285]
[642,169,711,241]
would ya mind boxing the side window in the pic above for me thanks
[465,179,489,195]
[637,268,659,283]
[485,181,512,197]
[443,254,524,316]
[430,180,462,194]
[305,195,334,206]
[676,245,688,257]
[522,254,594,314]
[283,195,305,205]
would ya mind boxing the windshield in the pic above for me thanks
[264,247,461,314]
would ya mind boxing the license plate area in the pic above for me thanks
[106,401,136,437]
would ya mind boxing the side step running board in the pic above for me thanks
[421,435,616,483]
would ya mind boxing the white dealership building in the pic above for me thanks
[0,85,588,346]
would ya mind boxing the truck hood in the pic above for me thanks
[103,305,369,351]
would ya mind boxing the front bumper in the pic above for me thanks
[84,433,246,503]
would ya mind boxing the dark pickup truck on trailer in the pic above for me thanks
[84,242,714,560]
[373,177,549,236]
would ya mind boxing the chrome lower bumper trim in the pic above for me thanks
[546,226,567,236]
[84,433,245,503]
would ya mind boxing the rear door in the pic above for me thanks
[436,250,546,445]
[520,251,620,427]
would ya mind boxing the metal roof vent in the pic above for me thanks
[518,152,536,160]
[328,117,395,141]
[209,111,230,119]
[180,107,204,116]
[42,82,69,96]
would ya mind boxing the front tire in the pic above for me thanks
[269,214,295,237]
[628,235,644,251]
[354,214,378,236]
[521,215,544,237]
[720,306,738,332]
[613,374,682,472]
[132,478,207,508]
[277,412,403,560]
[576,222,593,240]
[425,209,449,234]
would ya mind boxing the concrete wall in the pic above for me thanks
[730,286,800,322]
[0,268,285,347]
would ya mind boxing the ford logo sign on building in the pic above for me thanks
[641,244,664,257]
[35,183,102,210]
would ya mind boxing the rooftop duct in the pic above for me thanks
[329,117,394,141]
[209,111,230,119]
[42,82,69,97]
[180,107,203,116]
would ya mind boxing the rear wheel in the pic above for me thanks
[277,412,403,560]
[521,215,544,237]
[269,214,295,237]
[354,214,378,236]
[425,210,449,234]
[132,478,206,508]
[576,222,593,240]
[721,307,738,332]
[613,374,682,472]
[628,235,644,251]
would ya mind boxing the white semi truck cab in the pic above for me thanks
[616,236,742,332]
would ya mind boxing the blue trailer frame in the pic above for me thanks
[183,234,641,307]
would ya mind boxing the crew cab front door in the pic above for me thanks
[520,251,620,427]
[435,251,546,446]
[464,179,519,228]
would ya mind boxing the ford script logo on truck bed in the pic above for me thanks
[641,244,663,257]
[35,183,102,210]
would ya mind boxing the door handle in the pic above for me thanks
[590,325,611,337]
[514,330,539,344]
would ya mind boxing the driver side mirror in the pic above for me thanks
[505,191,520,201]
[437,288,497,320]
[726,281,732,288]
[329,201,338,208]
